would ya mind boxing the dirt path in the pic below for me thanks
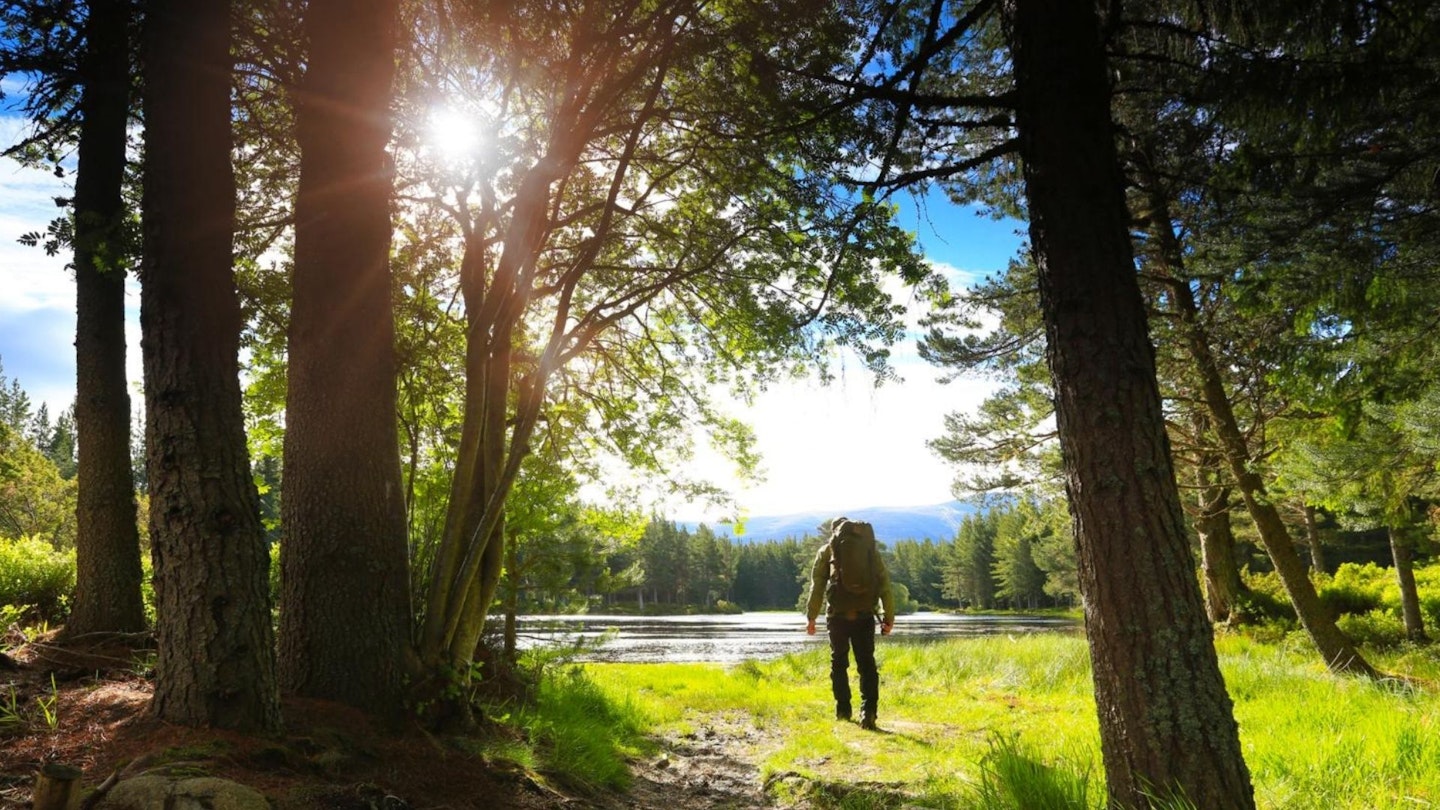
[589,716,776,810]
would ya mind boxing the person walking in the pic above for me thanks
[805,517,895,730]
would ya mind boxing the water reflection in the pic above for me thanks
[513,611,1081,663]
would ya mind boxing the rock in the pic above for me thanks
[98,775,269,810]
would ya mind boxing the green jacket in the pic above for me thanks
[805,541,895,624]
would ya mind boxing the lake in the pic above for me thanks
[513,611,1082,663]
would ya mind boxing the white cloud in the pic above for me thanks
[0,157,76,315]
[0,116,142,415]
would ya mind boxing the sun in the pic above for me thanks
[427,106,484,166]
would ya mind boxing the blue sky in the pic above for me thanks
[0,114,113,418]
[0,104,1027,519]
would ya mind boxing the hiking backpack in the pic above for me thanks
[829,519,879,608]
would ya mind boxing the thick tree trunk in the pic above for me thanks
[280,0,412,714]
[1138,156,1375,678]
[1195,453,1244,625]
[66,0,146,638]
[140,0,280,732]
[1388,527,1428,643]
[1007,1,1255,807]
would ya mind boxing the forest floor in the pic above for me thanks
[0,633,777,810]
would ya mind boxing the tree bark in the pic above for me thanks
[67,0,146,637]
[279,0,413,714]
[1194,443,1244,625]
[140,0,280,732]
[1007,1,1255,806]
[1302,505,1327,573]
[32,764,81,810]
[1388,526,1428,643]
[419,184,552,669]
[503,533,519,661]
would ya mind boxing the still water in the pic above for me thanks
[513,611,1081,663]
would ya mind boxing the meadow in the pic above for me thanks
[515,633,1440,809]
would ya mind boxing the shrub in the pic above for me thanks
[0,536,76,622]
[1235,570,1295,623]
[712,599,744,615]
[1337,609,1408,649]
[1319,562,1386,616]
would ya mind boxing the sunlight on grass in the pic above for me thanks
[503,665,655,792]
[584,633,1440,809]
[1214,634,1440,809]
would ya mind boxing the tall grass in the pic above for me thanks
[496,664,654,792]
[584,633,1440,809]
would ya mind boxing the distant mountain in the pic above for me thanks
[681,500,978,544]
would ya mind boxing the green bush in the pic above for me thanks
[1319,563,1387,616]
[1408,565,1440,628]
[0,536,76,622]
[1236,570,1296,623]
[1337,609,1409,649]
[712,599,744,615]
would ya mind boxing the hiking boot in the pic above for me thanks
[859,712,877,731]
[835,705,852,721]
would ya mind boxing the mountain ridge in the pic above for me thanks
[679,500,976,544]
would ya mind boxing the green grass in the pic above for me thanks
[492,664,655,793]
[578,633,1440,809]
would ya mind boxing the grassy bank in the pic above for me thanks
[554,634,1440,809]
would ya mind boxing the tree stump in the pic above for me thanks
[32,764,82,810]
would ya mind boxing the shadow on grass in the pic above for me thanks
[765,771,912,810]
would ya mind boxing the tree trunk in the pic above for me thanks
[31,764,81,810]
[140,0,280,732]
[1156,265,1373,678]
[280,0,412,714]
[1007,1,1255,806]
[1303,505,1327,573]
[419,183,552,669]
[1137,155,1375,679]
[1195,452,1244,625]
[1388,526,1428,643]
[66,0,146,637]
[503,536,519,661]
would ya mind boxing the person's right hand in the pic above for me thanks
[806,619,817,635]
[881,619,894,636]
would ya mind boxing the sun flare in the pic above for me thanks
[427,106,484,165]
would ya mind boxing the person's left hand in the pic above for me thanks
[806,619,817,635]
[881,619,894,636]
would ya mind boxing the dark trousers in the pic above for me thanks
[827,613,878,714]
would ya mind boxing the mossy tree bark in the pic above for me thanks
[1194,452,1245,626]
[1007,0,1255,805]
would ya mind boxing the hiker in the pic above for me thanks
[804,517,895,730]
